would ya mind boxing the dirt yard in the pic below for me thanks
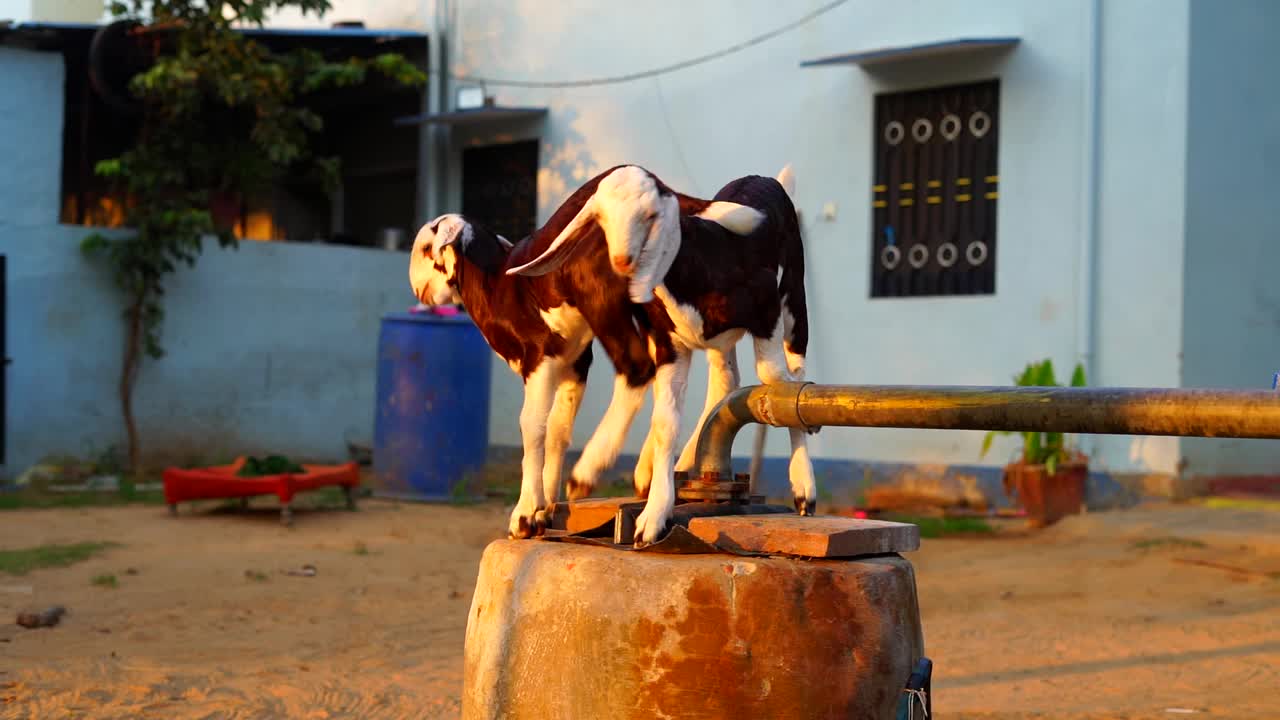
[1,499,1276,719]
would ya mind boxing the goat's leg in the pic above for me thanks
[753,319,817,515]
[542,374,586,507]
[675,345,740,473]
[634,425,655,498]
[569,374,647,499]
[634,348,692,546]
[509,361,561,538]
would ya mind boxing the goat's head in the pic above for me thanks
[409,213,513,305]
[506,166,766,303]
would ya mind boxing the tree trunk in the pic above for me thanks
[121,293,144,474]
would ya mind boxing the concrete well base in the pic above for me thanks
[463,540,925,720]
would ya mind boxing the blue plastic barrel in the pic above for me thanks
[373,312,492,500]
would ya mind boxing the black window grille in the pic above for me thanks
[870,79,1000,298]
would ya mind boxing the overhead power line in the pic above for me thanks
[450,0,850,88]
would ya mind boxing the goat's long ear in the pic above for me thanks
[775,164,796,199]
[506,195,596,276]
[627,194,681,304]
[694,201,766,236]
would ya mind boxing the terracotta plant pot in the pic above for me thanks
[1002,461,1087,528]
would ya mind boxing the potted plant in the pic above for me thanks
[980,359,1089,528]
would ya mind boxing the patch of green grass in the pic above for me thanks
[1130,536,1208,551]
[885,514,994,538]
[0,482,165,511]
[452,462,522,505]
[91,573,118,588]
[300,486,350,510]
[353,541,370,556]
[595,480,639,498]
[448,477,483,506]
[0,542,117,576]
[244,569,270,582]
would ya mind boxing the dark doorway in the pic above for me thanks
[462,140,539,242]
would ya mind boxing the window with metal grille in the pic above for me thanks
[870,79,999,298]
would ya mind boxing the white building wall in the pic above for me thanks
[270,1,1202,475]
[1178,0,1280,478]
[1090,0,1190,476]
[0,0,104,23]
[418,0,1095,468]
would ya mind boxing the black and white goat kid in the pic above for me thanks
[509,165,816,544]
[408,168,764,540]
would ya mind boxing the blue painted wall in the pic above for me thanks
[0,46,418,473]
[1179,0,1280,477]
[3,224,414,471]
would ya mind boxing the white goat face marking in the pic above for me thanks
[593,167,666,275]
[409,215,467,306]
[628,194,680,303]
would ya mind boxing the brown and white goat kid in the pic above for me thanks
[409,168,763,539]
[509,166,816,544]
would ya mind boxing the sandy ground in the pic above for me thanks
[0,500,1277,719]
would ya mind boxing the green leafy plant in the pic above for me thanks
[81,1,427,473]
[0,542,118,575]
[237,455,305,477]
[979,359,1088,475]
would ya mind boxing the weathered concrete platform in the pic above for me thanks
[463,538,924,719]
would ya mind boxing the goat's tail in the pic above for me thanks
[776,164,796,200]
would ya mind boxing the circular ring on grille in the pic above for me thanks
[940,113,962,141]
[908,244,930,269]
[881,244,902,269]
[911,118,933,143]
[966,240,989,266]
[937,242,959,267]
[884,121,905,146]
[969,111,991,138]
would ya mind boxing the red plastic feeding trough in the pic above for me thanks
[162,457,360,525]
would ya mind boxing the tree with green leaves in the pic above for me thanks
[82,0,427,472]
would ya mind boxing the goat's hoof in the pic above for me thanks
[509,512,545,539]
[632,508,670,547]
[565,477,595,501]
[795,496,816,516]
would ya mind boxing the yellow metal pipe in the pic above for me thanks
[692,383,1280,477]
